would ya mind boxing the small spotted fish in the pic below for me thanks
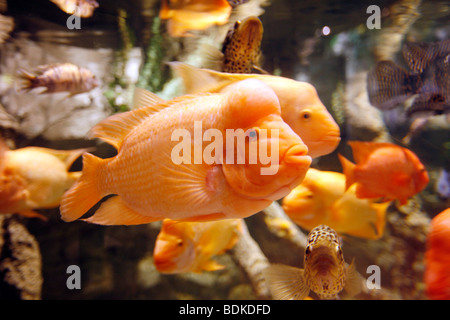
[264,224,363,300]
[18,63,99,96]
[221,16,264,74]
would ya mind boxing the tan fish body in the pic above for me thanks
[221,16,264,73]
[169,62,340,158]
[264,224,362,300]
[153,218,244,273]
[19,63,99,95]
[0,140,85,220]
[60,79,311,225]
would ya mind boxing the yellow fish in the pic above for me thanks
[282,168,390,240]
[0,139,85,220]
[159,0,232,37]
[153,218,244,273]
[60,79,311,225]
[169,62,341,158]
[264,224,363,300]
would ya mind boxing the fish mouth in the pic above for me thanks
[283,144,311,164]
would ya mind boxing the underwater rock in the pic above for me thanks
[0,215,42,300]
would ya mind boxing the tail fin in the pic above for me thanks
[338,154,356,191]
[17,69,36,92]
[59,153,105,222]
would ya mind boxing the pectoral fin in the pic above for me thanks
[263,264,310,300]
[344,259,364,297]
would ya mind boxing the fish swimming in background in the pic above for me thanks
[153,219,244,273]
[436,168,450,200]
[60,79,311,225]
[50,0,99,18]
[367,40,450,116]
[424,208,450,300]
[226,0,250,7]
[282,168,390,240]
[0,139,85,220]
[338,141,429,205]
[169,62,340,158]
[264,224,363,300]
[221,16,264,73]
[18,63,99,96]
[159,0,232,37]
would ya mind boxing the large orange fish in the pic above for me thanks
[159,0,232,37]
[153,218,244,273]
[0,139,85,220]
[282,168,390,240]
[60,79,311,225]
[424,208,450,300]
[338,141,429,205]
[169,62,341,158]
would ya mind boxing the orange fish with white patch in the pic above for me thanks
[169,62,340,158]
[424,208,450,300]
[0,139,85,220]
[282,168,390,240]
[159,0,232,37]
[338,141,429,205]
[60,79,311,225]
[153,218,244,273]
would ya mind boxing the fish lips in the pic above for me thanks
[283,144,311,164]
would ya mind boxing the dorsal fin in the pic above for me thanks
[348,141,396,164]
[167,61,239,94]
[89,106,157,150]
[132,87,166,110]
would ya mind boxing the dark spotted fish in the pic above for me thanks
[19,63,99,95]
[264,224,363,300]
[221,16,264,73]
[367,40,450,116]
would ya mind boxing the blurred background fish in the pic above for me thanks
[159,0,232,37]
[60,80,311,225]
[264,224,363,300]
[50,0,99,18]
[367,40,450,117]
[338,141,429,205]
[18,63,99,96]
[424,208,450,300]
[153,219,244,273]
[436,168,450,200]
[169,62,340,158]
[0,139,85,220]
[282,168,390,240]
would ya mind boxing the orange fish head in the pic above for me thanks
[221,79,312,201]
[282,184,319,216]
[270,81,341,158]
[153,220,196,273]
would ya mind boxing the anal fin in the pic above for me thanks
[83,196,161,225]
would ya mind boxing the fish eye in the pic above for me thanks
[336,246,342,256]
[246,128,259,140]
[301,110,312,120]
[176,239,183,247]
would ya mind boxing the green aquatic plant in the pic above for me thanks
[136,16,168,93]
